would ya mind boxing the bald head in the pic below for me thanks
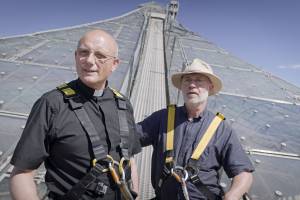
[77,29,118,57]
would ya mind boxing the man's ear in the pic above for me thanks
[111,58,120,72]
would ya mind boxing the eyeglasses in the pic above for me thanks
[77,48,116,64]
[182,77,210,86]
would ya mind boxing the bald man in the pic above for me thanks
[10,30,141,200]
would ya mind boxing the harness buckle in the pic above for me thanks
[95,182,108,196]
[186,163,200,184]
[189,173,200,185]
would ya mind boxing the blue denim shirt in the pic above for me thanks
[137,105,254,200]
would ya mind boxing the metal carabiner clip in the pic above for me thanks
[171,165,189,182]
[119,157,131,181]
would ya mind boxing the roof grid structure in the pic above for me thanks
[0,2,299,199]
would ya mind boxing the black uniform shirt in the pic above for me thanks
[11,79,141,198]
[137,105,254,200]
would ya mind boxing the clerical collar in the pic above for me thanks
[93,89,104,97]
[76,79,108,98]
[182,104,207,122]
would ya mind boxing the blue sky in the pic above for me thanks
[1,0,299,87]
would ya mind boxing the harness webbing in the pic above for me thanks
[191,112,225,160]
[57,83,133,200]
[70,98,107,161]
[160,105,225,200]
[165,104,176,163]
[165,107,224,165]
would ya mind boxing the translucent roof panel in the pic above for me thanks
[17,41,76,68]
[181,39,224,52]
[0,177,11,200]
[0,61,76,113]
[207,94,300,153]
[212,66,300,103]
[35,26,97,42]
[0,116,26,154]
[220,154,300,199]
[89,22,122,34]
[184,47,258,70]
[108,9,145,27]
[0,36,44,60]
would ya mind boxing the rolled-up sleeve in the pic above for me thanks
[221,128,255,178]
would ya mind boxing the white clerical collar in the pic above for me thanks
[93,89,104,97]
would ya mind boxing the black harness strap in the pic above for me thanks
[64,164,107,200]
[61,94,108,200]
[69,96,107,161]
[116,98,130,159]
[56,84,132,199]
[186,159,219,200]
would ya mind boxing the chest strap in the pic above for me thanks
[57,83,134,200]
[157,105,225,200]
[110,87,131,159]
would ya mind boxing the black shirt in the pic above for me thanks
[11,79,141,198]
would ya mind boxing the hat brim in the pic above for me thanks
[171,72,222,95]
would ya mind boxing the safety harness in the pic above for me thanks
[57,83,135,200]
[157,104,225,200]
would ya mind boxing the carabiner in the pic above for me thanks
[171,165,189,182]
[119,157,130,181]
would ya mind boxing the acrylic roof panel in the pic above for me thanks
[212,66,300,102]
[0,36,45,60]
[34,27,94,42]
[220,154,300,199]
[208,94,300,153]
[0,61,76,113]
[249,155,300,199]
[16,41,76,68]
[0,116,26,153]
[183,47,258,70]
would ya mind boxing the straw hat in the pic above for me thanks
[171,58,222,95]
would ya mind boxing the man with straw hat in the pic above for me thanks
[137,58,254,200]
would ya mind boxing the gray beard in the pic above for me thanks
[183,90,208,106]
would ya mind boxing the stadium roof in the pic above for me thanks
[0,1,299,199]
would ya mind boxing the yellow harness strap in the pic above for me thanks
[191,112,225,160]
[165,107,225,162]
[109,87,124,98]
[165,104,176,163]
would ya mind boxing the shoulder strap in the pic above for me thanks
[109,87,131,159]
[165,104,176,164]
[190,112,225,160]
[187,112,225,200]
[57,83,107,161]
